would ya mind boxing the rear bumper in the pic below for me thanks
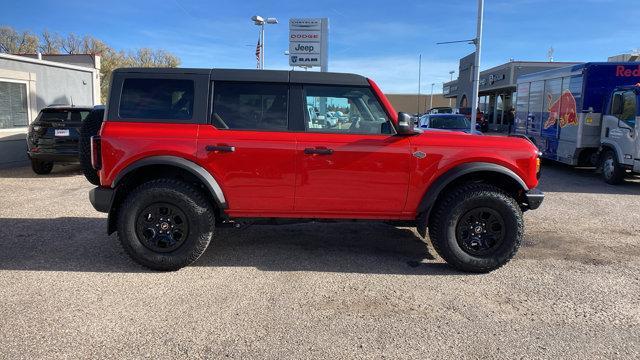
[524,188,544,210]
[28,150,79,163]
[89,187,114,213]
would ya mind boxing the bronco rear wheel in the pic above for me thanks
[428,183,523,273]
[117,178,215,271]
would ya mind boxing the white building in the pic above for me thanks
[0,53,100,168]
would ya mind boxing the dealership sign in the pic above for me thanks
[289,18,328,69]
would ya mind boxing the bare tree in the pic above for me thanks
[0,26,181,103]
[39,30,61,54]
[60,33,83,54]
[0,26,39,54]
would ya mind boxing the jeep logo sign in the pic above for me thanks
[289,18,328,68]
[289,42,319,55]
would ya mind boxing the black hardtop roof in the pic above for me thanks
[113,67,370,86]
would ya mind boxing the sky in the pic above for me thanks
[1,0,638,93]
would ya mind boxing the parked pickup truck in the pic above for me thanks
[87,68,543,272]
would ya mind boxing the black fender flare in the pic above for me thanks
[113,155,228,209]
[417,161,529,218]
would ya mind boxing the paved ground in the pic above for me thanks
[0,163,638,359]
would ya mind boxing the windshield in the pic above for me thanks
[425,115,469,130]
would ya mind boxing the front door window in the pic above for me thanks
[303,86,394,135]
[610,90,637,129]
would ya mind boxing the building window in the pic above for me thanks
[0,81,28,129]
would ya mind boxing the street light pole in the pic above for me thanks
[251,16,278,70]
[430,83,435,110]
[260,23,265,69]
[448,70,455,107]
[469,0,484,133]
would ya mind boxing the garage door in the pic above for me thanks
[0,81,28,129]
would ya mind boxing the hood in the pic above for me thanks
[419,128,483,136]
[411,129,538,153]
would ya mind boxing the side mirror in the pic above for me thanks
[618,119,633,130]
[397,112,416,135]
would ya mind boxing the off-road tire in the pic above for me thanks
[78,111,103,185]
[428,183,523,273]
[31,159,53,175]
[117,179,215,271]
[601,150,625,185]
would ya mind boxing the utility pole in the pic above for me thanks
[417,54,422,114]
[469,0,484,133]
[435,0,485,132]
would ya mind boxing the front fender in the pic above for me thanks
[417,162,529,214]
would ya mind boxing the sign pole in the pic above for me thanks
[320,18,328,72]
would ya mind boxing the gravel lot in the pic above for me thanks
[0,163,638,359]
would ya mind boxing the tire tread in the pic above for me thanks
[117,178,215,271]
[428,183,523,273]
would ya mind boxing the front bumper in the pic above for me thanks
[89,187,114,213]
[525,188,544,210]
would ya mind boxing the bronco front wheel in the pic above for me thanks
[428,183,523,273]
[117,178,215,271]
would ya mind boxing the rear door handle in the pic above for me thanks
[206,144,235,153]
[304,147,333,155]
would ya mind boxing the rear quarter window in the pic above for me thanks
[119,78,194,121]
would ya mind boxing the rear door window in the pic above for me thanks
[211,82,288,131]
[119,78,194,121]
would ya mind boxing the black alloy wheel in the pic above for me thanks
[135,203,189,253]
[455,207,505,256]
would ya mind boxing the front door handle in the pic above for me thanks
[304,147,334,155]
[206,144,235,153]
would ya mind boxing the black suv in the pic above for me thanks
[26,105,100,174]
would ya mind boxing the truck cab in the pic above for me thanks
[601,85,640,182]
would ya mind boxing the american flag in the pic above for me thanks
[255,38,261,69]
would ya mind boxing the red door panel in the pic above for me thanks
[196,127,296,213]
[295,133,411,214]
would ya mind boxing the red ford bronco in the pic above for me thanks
[88,68,543,272]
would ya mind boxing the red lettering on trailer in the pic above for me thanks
[616,65,640,77]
